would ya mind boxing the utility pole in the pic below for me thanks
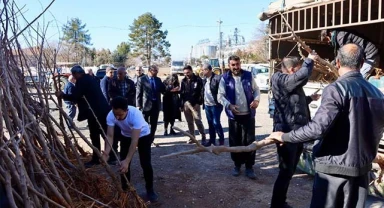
[217,19,223,61]
[190,46,193,65]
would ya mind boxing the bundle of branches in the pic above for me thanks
[0,1,146,207]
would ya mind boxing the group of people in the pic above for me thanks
[56,40,384,207]
[55,55,262,202]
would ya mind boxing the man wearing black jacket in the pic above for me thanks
[270,54,320,208]
[100,66,114,102]
[321,29,379,79]
[267,44,384,208]
[56,65,115,167]
[202,64,224,146]
[180,65,206,144]
[136,65,165,141]
[109,67,136,106]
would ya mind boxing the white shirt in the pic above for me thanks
[106,106,150,137]
[204,77,216,106]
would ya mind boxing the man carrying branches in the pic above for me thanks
[266,44,384,208]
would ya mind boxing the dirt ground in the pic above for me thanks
[60,91,314,208]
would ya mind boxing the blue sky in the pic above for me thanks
[17,0,272,60]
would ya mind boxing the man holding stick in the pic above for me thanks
[56,65,116,167]
[266,44,384,208]
[180,65,206,144]
[218,55,260,179]
[102,96,158,202]
[270,54,320,208]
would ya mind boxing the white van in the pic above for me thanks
[169,60,185,75]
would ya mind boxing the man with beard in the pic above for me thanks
[102,96,158,202]
[56,65,114,167]
[270,54,320,208]
[180,65,206,144]
[218,55,260,179]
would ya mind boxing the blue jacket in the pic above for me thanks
[222,70,255,119]
[100,75,111,102]
[63,82,76,105]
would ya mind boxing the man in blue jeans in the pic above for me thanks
[202,64,224,146]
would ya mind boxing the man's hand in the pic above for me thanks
[311,93,321,101]
[119,158,130,173]
[266,132,285,143]
[55,91,64,98]
[250,100,259,109]
[171,86,180,92]
[229,104,240,114]
[308,51,319,61]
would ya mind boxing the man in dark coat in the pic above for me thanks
[136,65,166,141]
[180,65,206,144]
[270,54,320,208]
[321,29,379,79]
[267,44,384,208]
[108,67,136,106]
[56,65,116,167]
[100,66,114,102]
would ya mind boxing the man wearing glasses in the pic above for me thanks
[102,96,158,202]
[218,55,260,179]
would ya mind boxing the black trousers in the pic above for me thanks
[271,143,303,208]
[228,115,256,168]
[120,134,154,191]
[87,114,118,162]
[310,172,368,208]
[143,100,160,142]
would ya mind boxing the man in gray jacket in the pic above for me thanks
[267,44,384,208]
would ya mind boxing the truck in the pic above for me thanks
[169,60,185,75]
[260,0,384,198]
[194,58,224,78]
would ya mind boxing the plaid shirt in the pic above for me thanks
[118,80,128,97]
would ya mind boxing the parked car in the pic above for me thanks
[95,69,117,80]
[169,60,185,75]
[244,64,270,92]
